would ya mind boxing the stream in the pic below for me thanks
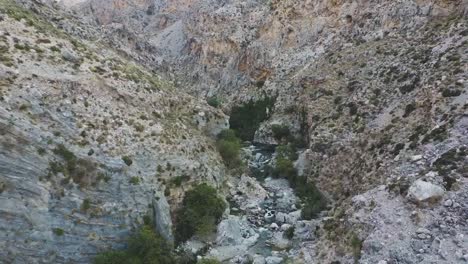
[204,144,316,264]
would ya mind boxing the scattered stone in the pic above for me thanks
[443,199,453,207]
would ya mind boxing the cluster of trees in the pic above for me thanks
[95,184,225,264]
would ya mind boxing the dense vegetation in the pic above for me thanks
[94,225,176,264]
[229,96,276,141]
[216,129,242,169]
[175,184,226,244]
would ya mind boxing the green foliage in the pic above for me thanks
[94,225,176,264]
[122,156,133,166]
[283,226,295,240]
[350,233,363,261]
[229,96,276,141]
[216,129,242,169]
[175,184,226,244]
[197,259,221,264]
[169,175,190,187]
[273,158,297,181]
[296,181,327,220]
[52,228,64,236]
[207,97,221,108]
[53,144,76,162]
[271,124,290,141]
[49,46,61,52]
[276,144,298,161]
[129,177,140,185]
[273,144,327,220]
[81,198,91,212]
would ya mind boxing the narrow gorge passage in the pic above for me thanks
[203,144,322,263]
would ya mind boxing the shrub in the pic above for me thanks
[169,175,190,187]
[81,198,91,212]
[276,144,298,161]
[229,96,276,141]
[271,124,290,141]
[207,97,221,108]
[94,225,176,264]
[273,158,297,182]
[297,182,327,220]
[283,226,295,240]
[175,184,226,244]
[129,176,140,185]
[350,233,363,261]
[441,88,461,97]
[403,102,416,118]
[52,228,64,236]
[216,129,242,168]
[198,259,221,264]
[122,156,133,166]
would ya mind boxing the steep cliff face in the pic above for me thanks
[0,1,228,263]
[1,0,467,263]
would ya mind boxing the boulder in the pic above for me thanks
[265,256,283,264]
[407,179,444,203]
[216,215,258,247]
[61,49,81,63]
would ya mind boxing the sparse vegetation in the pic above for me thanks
[52,228,64,236]
[129,176,140,185]
[81,198,91,212]
[122,156,133,166]
[94,225,176,264]
[175,183,226,243]
[207,97,221,108]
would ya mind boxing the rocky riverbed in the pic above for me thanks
[186,145,321,264]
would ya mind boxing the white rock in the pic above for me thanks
[407,179,445,203]
[265,256,283,264]
[411,155,423,161]
[443,199,453,207]
[270,223,279,230]
[280,224,292,231]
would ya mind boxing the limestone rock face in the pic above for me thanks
[1,0,468,263]
[0,2,227,263]
[407,179,445,203]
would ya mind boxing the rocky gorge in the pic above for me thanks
[0,0,467,263]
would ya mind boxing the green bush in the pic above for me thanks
[94,225,176,264]
[122,156,133,166]
[273,158,297,183]
[197,259,221,264]
[276,144,298,161]
[283,226,295,240]
[296,182,327,220]
[129,176,140,185]
[207,97,221,108]
[175,184,226,244]
[52,228,64,236]
[229,96,276,141]
[81,198,91,212]
[271,124,290,141]
[216,129,242,169]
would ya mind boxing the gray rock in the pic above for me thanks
[407,179,445,203]
[265,256,283,264]
[61,49,81,63]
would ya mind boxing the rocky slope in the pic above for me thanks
[0,0,467,263]
[0,1,228,263]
